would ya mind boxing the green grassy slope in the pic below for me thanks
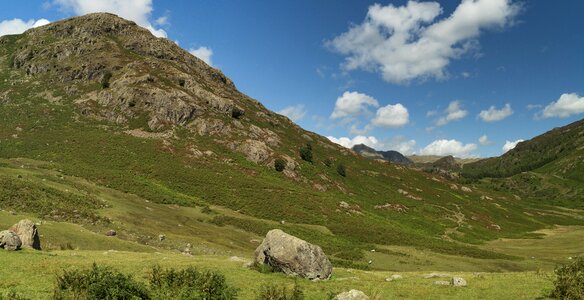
[0,13,582,272]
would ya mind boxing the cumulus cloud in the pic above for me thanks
[419,139,477,157]
[478,134,492,145]
[52,0,167,37]
[538,93,584,119]
[372,103,410,128]
[502,139,524,153]
[328,0,520,84]
[327,135,416,154]
[435,100,468,126]
[278,104,306,122]
[478,103,513,122]
[189,46,213,66]
[331,91,379,119]
[0,18,50,36]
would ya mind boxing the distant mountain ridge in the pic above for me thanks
[352,144,413,166]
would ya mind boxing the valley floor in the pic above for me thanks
[0,249,555,299]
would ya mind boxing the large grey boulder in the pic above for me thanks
[10,219,41,250]
[333,290,369,300]
[0,230,22,251]
[254,229,332,280]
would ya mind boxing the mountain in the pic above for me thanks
[462,118,584,206]
[351,144,413,166]
[0,13,581,270]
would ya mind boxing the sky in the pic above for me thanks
[1,0,583,158]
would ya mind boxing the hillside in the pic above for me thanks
[352,144,413,166]
[462,118,584,206]
[0,13,582,272]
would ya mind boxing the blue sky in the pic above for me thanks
[1,0,583,157]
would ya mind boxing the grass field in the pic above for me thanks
[0,249,556,299]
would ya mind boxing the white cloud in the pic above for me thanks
[278,104,306,122]
[419,139,477,157]
[478,103,513,122]
[154,15,168,26]
[502,139,524,153]
[478,134,492,145]
[331,91,379,119]
[0,18,50,36]
[52,0,167,37]
[526,104,542,110]
[328,0,520,84]
[372,103,409,128]
[327,135,416,155]
[461,71,471,78]
[538,93,584,119]
[426,110,438,117]
[435,100,468,126]
[189,47,213,66]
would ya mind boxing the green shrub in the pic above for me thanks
[231,107,245,119]
[178,79,186,87]
[101,71,112,89]
[336,163,346,177]
[148,265,238,300]
[299,143,313,163]
[274,159,286,172]
[256,283,304,300]
[53,263,149,300]
[550,257,584,299]
[323,158,333,167]
[0,289,29,300]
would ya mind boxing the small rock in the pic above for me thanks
[158,234,166,241]
[333,290,369,300]
[0,230,22,251]
[451,277,467,287]
[433,280,451,286]
[183,243,192,256]
[105,230,117,236]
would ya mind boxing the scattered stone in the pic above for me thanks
[183,243,192,256]
[0,230,22,251]
[105,230,117,236]
[461,186,472,193]
[423,272,451,279]
[433,280,451,286]
[385,274,403,282]
[10,219,41,250]
[158,234,166,241]
[451,277,467,287]
[333,290,369,300]
[254,229,332,280]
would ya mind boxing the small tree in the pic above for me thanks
[299,143,313,163]
[100,71,112,89]
[274,158,286,172]
[336,163,347,177]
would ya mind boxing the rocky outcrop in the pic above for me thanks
[0,230,22,251]
[333,290,369,300]
[238,140,271,164]
[254,229,332,280]
[10,219,41,250]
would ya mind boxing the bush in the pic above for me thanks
[550,257,584,299]
[274,159,286,172]
[178,79,186,87]
[149,265,238,300]
[101,71,112,89]
[323,158,333,167]
[336,163,346,177]
[54,263,149,300]
[299,143,313,163]
[256,283,304,300]
[231,107,245,119]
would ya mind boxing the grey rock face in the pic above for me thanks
[254,229,332,280]
[451,277,467,287]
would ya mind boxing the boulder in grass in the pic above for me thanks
[105,230,117,236]
[0,230,22,251]
[10,219,41,250]
[451,277,467,287]
[333,290,369,300]
[254,229,332,280]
